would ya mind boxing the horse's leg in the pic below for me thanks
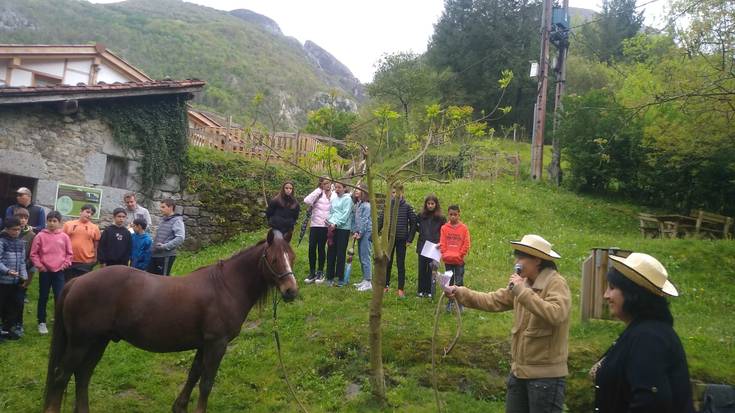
[72,339,108,413]
[172,349,204,413]
[45,342,90,413]
[194,340,228,413]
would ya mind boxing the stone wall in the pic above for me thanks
[0,101,263,250]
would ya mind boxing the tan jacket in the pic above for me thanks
[454,268,571,379]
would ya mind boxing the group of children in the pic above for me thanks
[298,179,471,300]
[0,196,184,341]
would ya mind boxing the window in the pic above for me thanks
[103,156,128,188]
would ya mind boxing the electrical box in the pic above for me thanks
[552,7,569,30]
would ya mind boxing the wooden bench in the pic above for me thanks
[638,213,662,238]
[690,209,734,239]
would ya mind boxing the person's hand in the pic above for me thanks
[8,270,18,277]
[38,266,47,273]
[445,285,458,298]
[154,243,164,251]
[21,279,30,289]
[509,274,524,289]
[435,244,441,249]
[354,233,361,240]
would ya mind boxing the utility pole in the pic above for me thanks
[549,0,570,186]
[530,0,553,181]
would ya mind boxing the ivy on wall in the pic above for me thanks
[92,95,189,197]
[185,146,311,229]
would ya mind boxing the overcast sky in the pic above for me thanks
[89,0,669,83]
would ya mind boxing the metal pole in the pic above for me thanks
[531,0,553,181]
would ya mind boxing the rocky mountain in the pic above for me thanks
[0,0,364,129]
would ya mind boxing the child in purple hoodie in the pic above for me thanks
[30,211,72,335]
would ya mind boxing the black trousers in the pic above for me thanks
[149,256,177,276]
[65,262,94,282]
[0,284,20,332]
[308,226,328,276]
[417,255,435,295]
[385,239,407,289]
[326,229,351,282]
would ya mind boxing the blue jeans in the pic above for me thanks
[505,374,565,413]
[38,271,65,323]
[357,235,372,281]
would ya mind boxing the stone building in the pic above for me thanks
[0,44,204,232]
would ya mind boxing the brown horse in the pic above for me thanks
[43,229,298,413]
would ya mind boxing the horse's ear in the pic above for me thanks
[266,229,275,246]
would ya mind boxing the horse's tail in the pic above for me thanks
[43,279,73,411]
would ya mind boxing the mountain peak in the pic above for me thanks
[229,9,282,36]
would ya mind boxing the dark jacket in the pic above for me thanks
[98,225,132,264]
[594,319,694,413]
[378,198,417,242]
[415,213,446,253]
[6,203,46,232]
[0,230,28,284]
[266,198,301,234]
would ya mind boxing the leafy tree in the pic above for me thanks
[426,0,540,129]
[304,106,358,140]
[366,52,441,121]
[578,0,643,63]
[560,90,644,193]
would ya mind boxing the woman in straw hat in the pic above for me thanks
[446,234,571,413]
[591,253,694,412]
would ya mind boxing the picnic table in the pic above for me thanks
[638,211,734,239]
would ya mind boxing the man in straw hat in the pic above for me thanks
[446,234,570,413]
[591,252,694,412]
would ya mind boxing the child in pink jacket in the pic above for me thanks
[29,211,72,335]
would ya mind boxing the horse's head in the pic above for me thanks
[262,229,299,302]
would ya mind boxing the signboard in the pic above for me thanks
[55,183,102,220]
[529,61,539,78]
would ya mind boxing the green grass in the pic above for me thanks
[2,177,733,412]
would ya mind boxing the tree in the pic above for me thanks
[366,52,441,121]
[426,0,540,129]
[304,106,358,140]
[578,0,643,63]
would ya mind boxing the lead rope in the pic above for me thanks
[430,269,463,413]
[272,294,309,413]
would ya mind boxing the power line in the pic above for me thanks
[569,0,664,31]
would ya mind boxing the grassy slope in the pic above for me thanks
[1,178,733,412]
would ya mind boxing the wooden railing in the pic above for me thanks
[188,126,327,163]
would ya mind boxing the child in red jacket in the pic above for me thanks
[440,205,471,310]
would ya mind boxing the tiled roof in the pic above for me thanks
[0,80,205,96]
[0,79,206,105]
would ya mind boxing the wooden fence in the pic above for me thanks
[188,126,327,164]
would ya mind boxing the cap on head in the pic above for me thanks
[16,187,32,196]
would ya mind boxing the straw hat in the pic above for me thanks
[609,253,678,297]
[510,234,561,261]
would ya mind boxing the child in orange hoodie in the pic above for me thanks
[440,205,471,310]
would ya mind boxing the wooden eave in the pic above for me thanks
[0,44,152,82]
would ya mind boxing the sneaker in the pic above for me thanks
[357,282,373,292]
[12,324,24,337]
[325,279,335,287]
[38,323,48,335]
[315,276,326,285]
[398,289,405,298]
[428,293,433,299]
[417,292,425,298]
[304,274,317,284]
[1,331,20,340]
[24,297,29,304]
[336,281,345,288]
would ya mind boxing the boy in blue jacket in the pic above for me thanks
[130,218,152,271]
[0,217,27,340]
